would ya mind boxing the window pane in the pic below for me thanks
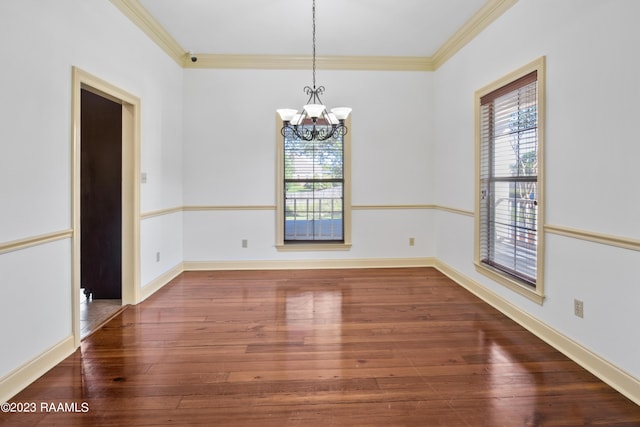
[488,180,537,282]
[479,78,538,286]
[285,137,343,180]
[285,182,343,241]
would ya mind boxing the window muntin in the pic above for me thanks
[282,120,345,243]
[475,58,545,302]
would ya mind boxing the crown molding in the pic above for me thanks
[110,0,185,66]
[184,54,434,71]
[432,0,518,68]
[112,0,517,71]
[319,55,434,71]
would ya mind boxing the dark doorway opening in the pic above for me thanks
[80,88,123,310]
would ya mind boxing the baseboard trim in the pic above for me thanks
[184,257,436,271]
[140,262,184,302]
[433,259,640,406]
[0,335,76,403]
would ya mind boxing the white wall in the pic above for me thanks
[433,0,640,379]
[182,68,435,261]
[0,240,72,377]
[0,0,183,380]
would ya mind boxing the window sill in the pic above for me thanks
[276,243,352,252]
[474,262,545,305]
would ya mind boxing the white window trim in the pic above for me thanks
[275,115,352,251]
[474,57,546,305]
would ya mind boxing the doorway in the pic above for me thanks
[72,67,141,346]
[79,89,123,336]
[81,89,122,299]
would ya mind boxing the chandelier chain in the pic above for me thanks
[312,0,316,89]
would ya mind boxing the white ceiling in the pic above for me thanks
[137,0,488,58]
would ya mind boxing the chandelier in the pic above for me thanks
[277,0,351,141]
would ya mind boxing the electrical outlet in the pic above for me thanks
[574,299,584,318]
[409,237,415,246]
[242,239,248,248]
[156,251,160,262]
[141,172,147,184]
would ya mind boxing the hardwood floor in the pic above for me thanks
[3,268,639,426]
[79,291,122,338]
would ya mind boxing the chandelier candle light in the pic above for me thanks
[278,0,352,141]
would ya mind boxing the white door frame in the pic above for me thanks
[71,67,141,347]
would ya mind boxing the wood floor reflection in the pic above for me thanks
[4,268,639,426]
[79,290,122,338]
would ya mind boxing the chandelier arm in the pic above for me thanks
[314,86,325,105]
[304,87,315,105]
[281,124,294,139]
[282,123,307,141]
[302,126,314,141]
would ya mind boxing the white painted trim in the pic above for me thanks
[140,206,183,219]
[158,204,470,213]
[545,224,640,252]
[0,336,75,404]
[352,204,436,210]
[110,0,184,65]
[275,115,352,249]
[185,54,434,71]
[185,204,434,212]
[184,257,436,271]
[432,0,518,68]
[0,229,73,255]
[71,67,142,348]
[434,205,474,217]
[474,56,546,303]
[434,259,640,406]
[183,205,276,212]
[275,243,352,252]
[473,261,544,305]
[140,262,184,302]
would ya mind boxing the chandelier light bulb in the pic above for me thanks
[331,107,352,121]
[303,104,326,119]
[277,109,298,122]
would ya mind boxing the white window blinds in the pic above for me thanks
[284,128,344,242]
[479,71,538,286]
